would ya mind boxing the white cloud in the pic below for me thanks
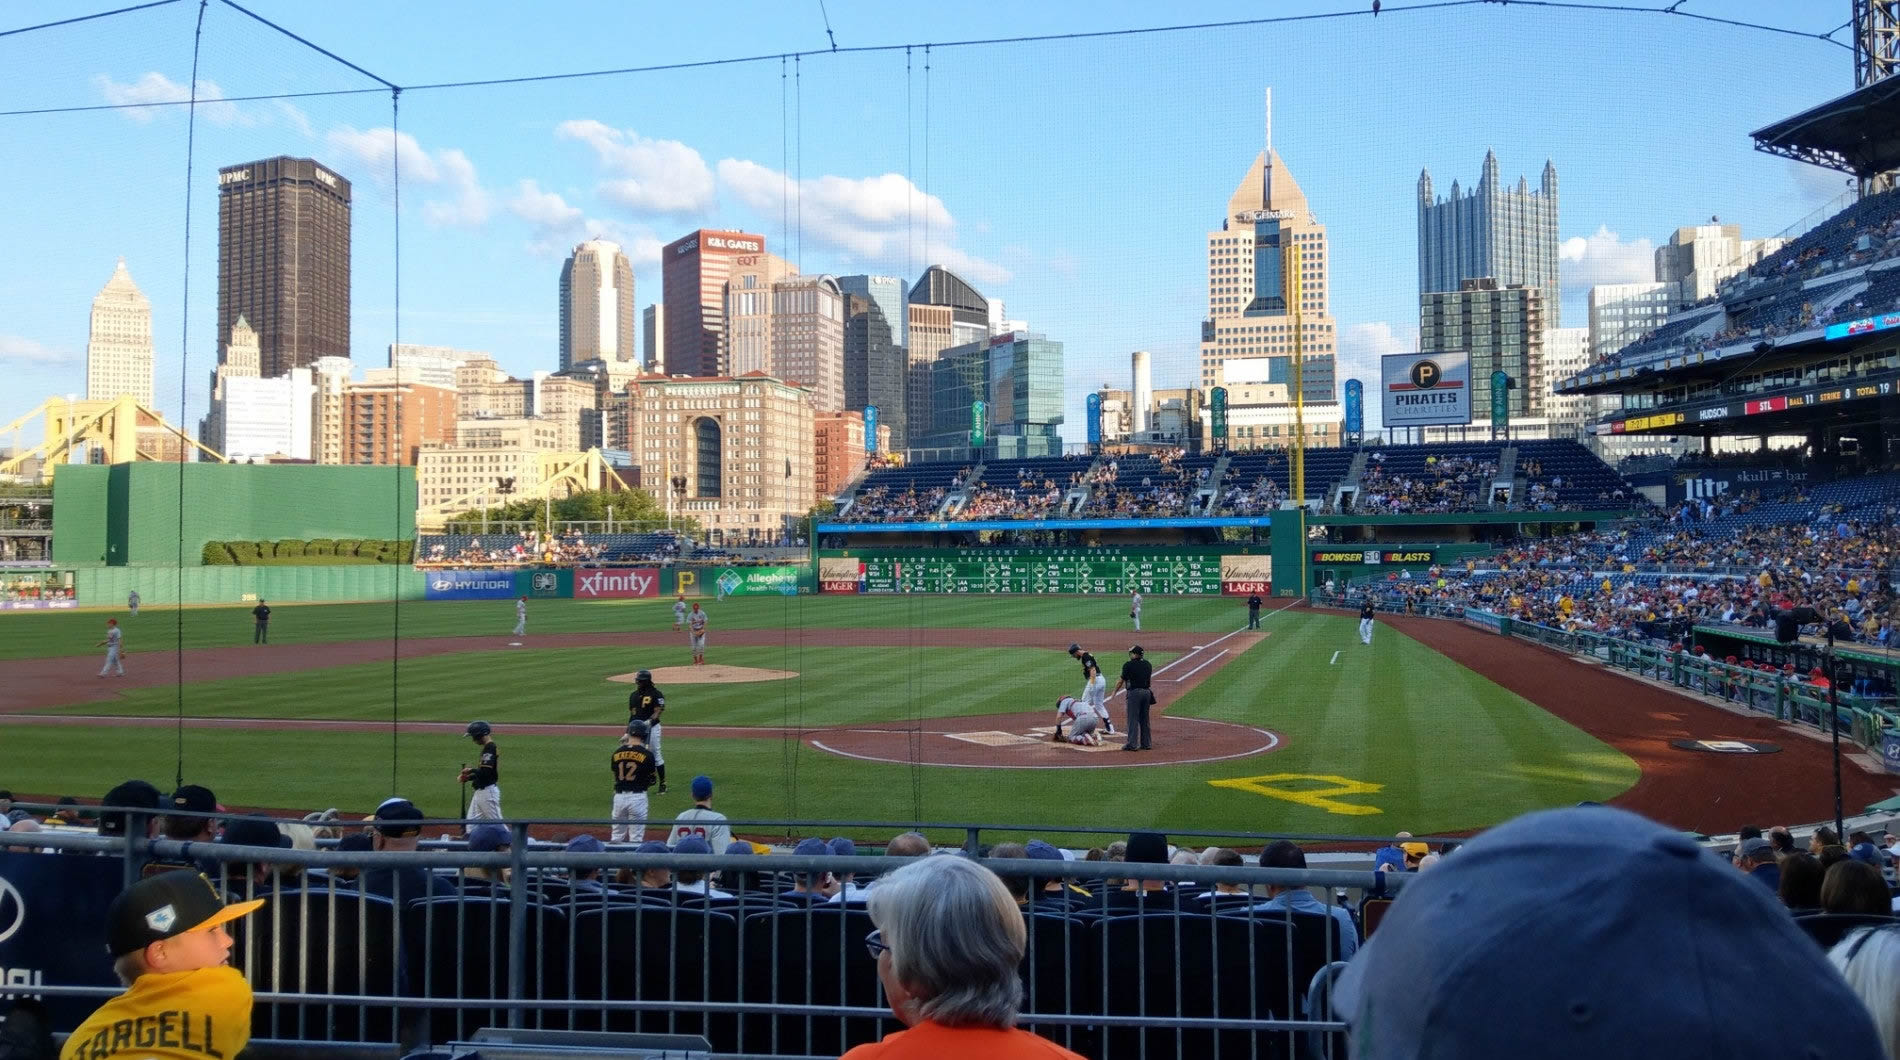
[273,100,314,139]
[504,183,664,265]
[556,119,716,216]
[1559,226,1655,292]
[716,159,1008,287]
[508,179,583,229]
[325,126,492,227]
[0,334,77,365]
[1336,321,1418,430]
[94,72,246,125]
[1789,160,1854,208]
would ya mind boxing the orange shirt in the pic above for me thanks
[841,1021,1087,1060]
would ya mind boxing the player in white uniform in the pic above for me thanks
[96,619,125,677]
[688,602,708,665]
[667,775,733,849]
[672,595,688,631]
[1051,696,1104,745]
[1130,591,1143,632]
[513,596,527,637]
[1080,661,1110,730]
[127,590,140,617]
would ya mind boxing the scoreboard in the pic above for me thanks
[838,551,1226,595]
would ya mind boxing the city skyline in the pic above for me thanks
[0,1,1855,437]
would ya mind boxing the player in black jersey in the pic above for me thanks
[610,721,659,843]
[459,720,501,821]
[1067,643,1114,735]
[1359,597,1376,646]
[628,670,668,794]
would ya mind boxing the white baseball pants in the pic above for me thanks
[611,791,650,843]
[467,785,503,821]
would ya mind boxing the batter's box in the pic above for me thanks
[1020,731,1125,752]
[947,730,1043,747]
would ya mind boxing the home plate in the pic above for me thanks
[947,730,1043,747]
[1018,731,1124,752]
[509,642,523,647]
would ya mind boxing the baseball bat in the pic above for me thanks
[459,763,469,838]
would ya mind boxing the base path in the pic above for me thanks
[1386,614,1899,831]
[2,628,1281,769]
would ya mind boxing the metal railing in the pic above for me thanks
[6,818,1417,1059]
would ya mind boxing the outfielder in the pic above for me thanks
[628,670,668,794]
[610,721,658,843]
[688,602,708,666]
[96,618,125,677]
[1050,696,1104,746]
[1130,590,1143,632]
[127,589,140,617]
[513,596,527,637]
[672,594,687,632]
[1359,596,1376,646]
[459,721,502,820]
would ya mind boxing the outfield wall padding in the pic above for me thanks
[77,565,425,606]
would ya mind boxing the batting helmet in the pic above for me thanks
[636,669,653,683]
[466,720,492,739]
[626,720,651,740]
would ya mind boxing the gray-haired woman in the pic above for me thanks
[842,855,1084,1059]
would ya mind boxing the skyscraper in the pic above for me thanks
[85,258,154,407]
[1198,105,1338,405]
[843,291,908,448]
[770,275,845,412]
[216,156,352,377]
[721,251,798,379]
[199,316,261,455]
[642,304,664,370]
[559,239,635,371]
[661,229,766,377]
[1419,278,1547,423]
[1417,152,1560,326]
[837,275,909,351]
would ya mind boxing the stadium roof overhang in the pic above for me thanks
[1752,78,1900,177]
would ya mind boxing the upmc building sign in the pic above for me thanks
[575,568,660,599]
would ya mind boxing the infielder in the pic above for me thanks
[513,596,527,637]
[127,589,140,617]
[1050,696,1104,746]
[610,721,658,843]
[688,602,708,666]
[628,669,668,794]
[1359,597,1376,646]
[672,594,687,632]
[1130,590,1143,632]
[96,618,125,677]
[459,720,502,820]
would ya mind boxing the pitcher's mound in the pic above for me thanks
[608,665,798,685]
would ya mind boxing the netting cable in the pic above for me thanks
[390,85,403,794]
[172,0,210,789]
[0,0,181,39]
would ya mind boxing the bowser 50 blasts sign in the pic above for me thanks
[575,568,659,599]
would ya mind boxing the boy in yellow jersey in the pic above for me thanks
[61,870,263,1060]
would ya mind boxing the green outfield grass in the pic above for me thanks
[0,593,1238,660]
[0,599,1641,836]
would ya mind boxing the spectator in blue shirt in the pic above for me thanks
[1253,840,1357,961]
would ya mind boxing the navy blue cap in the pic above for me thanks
[827,837,857,857]
[1025,839,1064,861]
[466,825,511,853]
[566,835,605,854]
[723,841,754,856]
[793,838,829,857]
[675,836,712,855]
[637,840,671,855]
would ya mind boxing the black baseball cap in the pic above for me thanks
[98,780,162,837]
[217,817,291,850]
[372,799,424,837]
[169,785,217,816]
[106,869,263,956]
[1126,831,1169,864]
[1128,645,1145,656]
[1067,643,1082,654]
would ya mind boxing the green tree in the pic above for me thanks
[443,488,696,536]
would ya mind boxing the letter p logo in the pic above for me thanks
[1410,360,1442,389]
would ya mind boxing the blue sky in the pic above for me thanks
[0,0,1856,442]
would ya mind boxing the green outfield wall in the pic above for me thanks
[75,565,425,606]
[54,463,416,568]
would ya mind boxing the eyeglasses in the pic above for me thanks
[864,929,889,961]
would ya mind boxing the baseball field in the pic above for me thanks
[2,594,1886,840]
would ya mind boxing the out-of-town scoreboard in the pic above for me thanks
[819,550,1267,595]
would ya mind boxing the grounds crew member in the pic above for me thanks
[1248,592,1263,630]
[628,669,668,794]
[459,721,501,820]
[61,869,262,1060]
[251,600,271,644]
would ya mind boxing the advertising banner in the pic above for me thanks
[0,849,126,1030]
[573,567,660,599]
[1884,729,1900,775]
[1380,352,1470,428]
[1343,379,1363,435]
[520,569,573,598]
[714,565,803,597]
[0,600,78,610]
[818,556,864,594]
[970,401,987,448]
[1462,608,1510,636]
[1491,370,1510,428]
[1310,549,1435,566]
[864,405,880,454]
[1210,387,1229,442]
[1220,554,1274,596]
[1085,392,1103,445]
[424,569,516,601]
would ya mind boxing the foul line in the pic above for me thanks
[1330,650,1341,665]
[1173,649,1227,682]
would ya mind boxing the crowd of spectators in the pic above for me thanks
[0,575,74,604]
[847,484,949,521]
[1082,451,1205,518]
[962,478,1070,520]
[1216,474,1286,516]
[1352,452,1496,515]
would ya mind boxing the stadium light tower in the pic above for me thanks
[1858,0,1900,193]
